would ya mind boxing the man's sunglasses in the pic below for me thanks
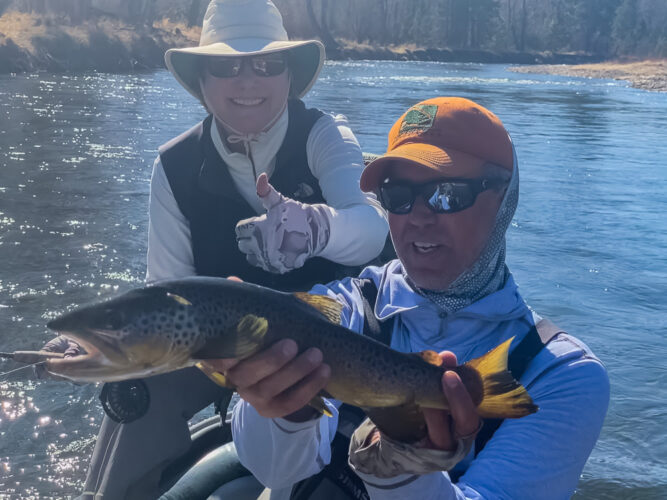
[378,177,508,215]
[204,54,288,78]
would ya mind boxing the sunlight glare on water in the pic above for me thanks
[0,61,666,498]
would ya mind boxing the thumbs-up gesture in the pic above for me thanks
[235,174,331,274]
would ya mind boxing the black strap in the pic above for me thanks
[290,279,392,500]
[290,405,370,500]
[447,325,549,484]
[473,325,545,457]
[356,278,394,346]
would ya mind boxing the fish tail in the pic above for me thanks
[464,337,538,419]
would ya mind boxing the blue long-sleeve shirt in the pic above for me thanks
[232,260,610,499]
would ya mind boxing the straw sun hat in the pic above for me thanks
[165,0,325,102]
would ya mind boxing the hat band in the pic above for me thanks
[201,25,287,46]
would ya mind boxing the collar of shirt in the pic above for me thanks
[361,261,532,357]
[210,108,289,213]
[368,261,527,322]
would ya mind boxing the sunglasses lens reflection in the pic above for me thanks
[206,58,242,78]
[251,56,287,76]
[380,181,480,215]
[206,55,287,78]
[380,184,414,214]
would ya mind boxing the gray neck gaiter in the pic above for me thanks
[417,143,519,315]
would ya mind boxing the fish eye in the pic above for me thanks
[102,309,127,330]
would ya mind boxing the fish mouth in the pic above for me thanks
[44,328,155,383]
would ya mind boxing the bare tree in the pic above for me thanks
[507,0,527,51]
[186,0,204,27]
[306,0,339,49]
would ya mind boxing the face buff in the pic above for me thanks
[416,143,519,315]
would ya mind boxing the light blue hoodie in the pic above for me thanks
[232,260,609,499]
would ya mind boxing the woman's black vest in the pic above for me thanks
[158,99,345,291]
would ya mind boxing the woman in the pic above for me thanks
[69,1,388,498]
[148,0,388,289]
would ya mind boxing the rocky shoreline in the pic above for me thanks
[0,12,199,73]
[3,11,663,95]
[0,11,604,74]
[509,60,667,93]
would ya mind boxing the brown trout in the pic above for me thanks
[45,277,537,424]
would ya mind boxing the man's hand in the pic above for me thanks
[202,339,331,422]
[349,350,481,478]
[34,336,85,380]
[421,351,481,451]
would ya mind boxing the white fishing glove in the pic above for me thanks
[235,173,331,274]
[348,418,475,478]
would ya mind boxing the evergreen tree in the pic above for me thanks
[612,0,641,55]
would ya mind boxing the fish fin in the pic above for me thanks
[307,396,333,417]
[195,362,236,389]
[292,293,343,324]
[234,314,269,358]
[363,403,428,443]
[192,314,267,359]
[465,337,539,419]
[411,350,443,367]
[167,293,192,306]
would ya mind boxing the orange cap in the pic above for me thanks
[360,97,513,192]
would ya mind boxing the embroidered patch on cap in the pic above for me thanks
[399,104,438,135]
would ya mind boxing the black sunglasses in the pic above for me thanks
[378,177,508,215]
[204,54,288,78]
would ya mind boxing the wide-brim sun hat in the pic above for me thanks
[360,97,514,192]
[165,0,325,102]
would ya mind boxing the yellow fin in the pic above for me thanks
[293,293,343,324]
[465,337,539,419]
[413,350,443,367]
[167,293,192,306]
[308,395,333,417]
[195,362,236,389]
[235,314,269,358]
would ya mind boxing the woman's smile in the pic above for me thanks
[230,97,266,107]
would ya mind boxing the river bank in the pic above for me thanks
[0,11,199,72]
[510,60,667,92]
[0,10,601,74]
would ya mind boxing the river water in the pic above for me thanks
[0,61,665,499]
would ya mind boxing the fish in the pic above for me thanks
[45,276,537,433]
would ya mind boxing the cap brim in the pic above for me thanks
[165,39,325,102]
[360,143,485,192]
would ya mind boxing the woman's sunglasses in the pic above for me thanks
[378,177,508,215]
[204,54,288,78]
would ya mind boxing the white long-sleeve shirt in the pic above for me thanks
[146,109,388,283]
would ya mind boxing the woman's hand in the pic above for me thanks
[421,351,481,451]
[235,173,331,274]
[202,338,331,422]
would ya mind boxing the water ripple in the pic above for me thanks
[1,63,666,497]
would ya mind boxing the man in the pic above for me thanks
[211,97,609,499]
